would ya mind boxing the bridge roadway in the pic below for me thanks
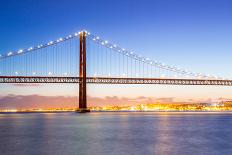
[0,76,232,86]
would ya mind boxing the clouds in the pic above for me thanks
[0,95,76,109]
[12,84,41,87]
[0,94,229,110]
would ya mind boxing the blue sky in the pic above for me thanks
[1,0,232,77]
[0,0,232,105]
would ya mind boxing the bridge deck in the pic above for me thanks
[0,76,232,86]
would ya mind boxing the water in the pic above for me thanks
[0,112,232,155]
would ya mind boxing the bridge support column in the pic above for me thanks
[78,31,90,113]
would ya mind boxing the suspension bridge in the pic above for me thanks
[0,30,231,112]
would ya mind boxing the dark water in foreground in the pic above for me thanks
[0,112,232,155]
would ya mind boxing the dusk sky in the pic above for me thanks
[1,0,232,108]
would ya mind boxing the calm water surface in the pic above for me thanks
[0,112,232,155]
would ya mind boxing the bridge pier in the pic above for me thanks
[77,31,90,113]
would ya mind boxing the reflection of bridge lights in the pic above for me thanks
[96,36,99,39]
[122,73,126,77]
[64,72,68,76]
[108,73,111,77]
[15,72,18,75]
[48,72,52,75]
[94,73,97,77]
[33,72,36,75]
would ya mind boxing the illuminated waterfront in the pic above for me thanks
[1,101,232,112]
[0,112,232,155]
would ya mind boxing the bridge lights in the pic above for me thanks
[32,72,36,75]
[48,72,52,76]
[64,72,68,76]
[18,50,23,54]
[15,72,18,75]
[8,52,13,56]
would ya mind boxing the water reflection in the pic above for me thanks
[0,112,232,155]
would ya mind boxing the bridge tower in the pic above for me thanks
[78,31,90,113]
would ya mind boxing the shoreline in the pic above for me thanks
[1,110,232,114]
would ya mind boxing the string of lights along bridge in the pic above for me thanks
[0,30,232,112]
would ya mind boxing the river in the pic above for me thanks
[0,112,231,155]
